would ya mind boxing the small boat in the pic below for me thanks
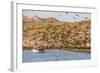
[32,49,39,53]
[32,48,45,53]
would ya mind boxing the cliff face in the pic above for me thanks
[23,19,91,51]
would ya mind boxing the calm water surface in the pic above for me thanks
[22,50,90,63]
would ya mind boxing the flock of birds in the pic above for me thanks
[60,12,88,20]
[52,11,89,21]
[33,11,88,20]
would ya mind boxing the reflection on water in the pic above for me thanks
[22,50,90,63]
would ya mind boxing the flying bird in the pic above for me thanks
[75,13,79,17]
[65,12,69,14]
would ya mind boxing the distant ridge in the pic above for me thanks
[31,15,44,23]
[23,16,59,23]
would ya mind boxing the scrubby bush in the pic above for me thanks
[23,19,91,52]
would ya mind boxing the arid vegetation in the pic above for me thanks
[23,16,91,52]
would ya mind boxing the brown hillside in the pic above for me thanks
[23,19,91,52]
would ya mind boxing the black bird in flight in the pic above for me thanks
[65,12,69,14]
[75,13,80,17]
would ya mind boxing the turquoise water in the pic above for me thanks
[22,50,90,63]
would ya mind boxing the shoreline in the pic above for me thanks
[23,48,90,53]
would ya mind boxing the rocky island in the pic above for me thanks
[23,16,91,53]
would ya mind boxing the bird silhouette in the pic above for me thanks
[75,13,79,17]
[65,12,69,14]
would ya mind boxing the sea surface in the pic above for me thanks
[22,50,90,63]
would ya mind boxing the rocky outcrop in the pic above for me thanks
[23,19,91,51]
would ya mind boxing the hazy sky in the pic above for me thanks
[23,10,91,22]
